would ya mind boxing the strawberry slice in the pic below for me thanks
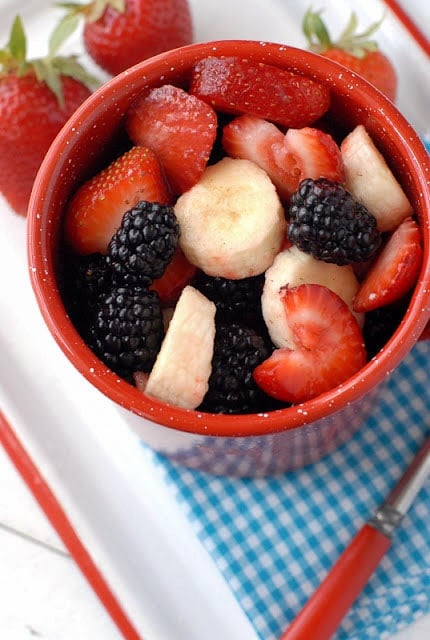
[189,56,330,129]
[284,127,345,184]
[125,84,217,194]
[150,248,197,305]
[222,115,300,200]
[353,217,423,312]
[64,146,171,255]
[254,284,366,403]
[222,117,345,200]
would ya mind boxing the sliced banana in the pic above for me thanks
[174,157,286,279]
[341,125,413,232]
[262,246,363,349]
[144,286,216,410]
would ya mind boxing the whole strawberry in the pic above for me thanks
[0,16,98,216]
[59,0,193,76]
[303,9,397,102]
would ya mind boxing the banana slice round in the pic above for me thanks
[174,157,286,279]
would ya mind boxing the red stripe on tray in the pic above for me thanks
[0,409,142,640]
[383,0,430,56]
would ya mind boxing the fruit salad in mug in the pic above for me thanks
[61,54,423,415]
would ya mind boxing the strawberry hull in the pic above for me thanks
[27,41,430,476]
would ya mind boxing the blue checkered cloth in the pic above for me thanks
[145,339,430,640]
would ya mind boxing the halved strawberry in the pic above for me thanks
[222,117,344,200]
[190,56,331,129]
[222,115,300,200]
[353,217,422,312]
[284,127,345,184]
[150,247,197,305]
[125,84,217,195]
[254,284,366,403]
[64,146,171,255]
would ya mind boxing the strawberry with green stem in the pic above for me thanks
[0,15,98,216]
[57,0,193,76]
[303,9,397,101]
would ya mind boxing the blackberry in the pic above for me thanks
[106,200,179,286]
[363,299,409,360]
[288,178,382,265]
[198,323,276,415]
[60,251,112,336]
[88,286,163,380]
[192,272,265,327]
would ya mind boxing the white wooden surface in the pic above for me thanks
[0,444,122,640]
[0,1,428,638]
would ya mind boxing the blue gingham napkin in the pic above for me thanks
[145,339,430,640]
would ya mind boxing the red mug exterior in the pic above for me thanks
[27,41,430,476]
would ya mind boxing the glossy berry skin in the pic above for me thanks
[83,0,193,75]
[288,178,382,266]
[64,146,171,255]
[222,116,344,201]
[353,217,422,312]
[192,271,265,327]
[190,56,331,129]
[321,49,397,102]
[198,323,272,415]
[106,200,179,286]
[126,84,217,195]
[88,285,164,379]
[0,73,91,216]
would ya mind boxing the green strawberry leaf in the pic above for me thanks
[56,2,87,8]
[33,58,64,106]
[336,13,384,57]
[337,12,358,43]
[54,55,100,89]
[1,15,28,74]
[8,15,27,62]
[1,13,100,105]
[56,0,125,23]
[303,8,385,58]
[302,9,332,50]
[49,13,80,57]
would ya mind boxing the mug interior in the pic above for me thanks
[27,40,430,438]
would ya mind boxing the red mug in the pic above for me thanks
[27,41,430,476]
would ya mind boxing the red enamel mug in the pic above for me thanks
[27,41,430,476]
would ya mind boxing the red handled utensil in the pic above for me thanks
[280,435,430,640]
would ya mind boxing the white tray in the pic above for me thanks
[0,1,429,639]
